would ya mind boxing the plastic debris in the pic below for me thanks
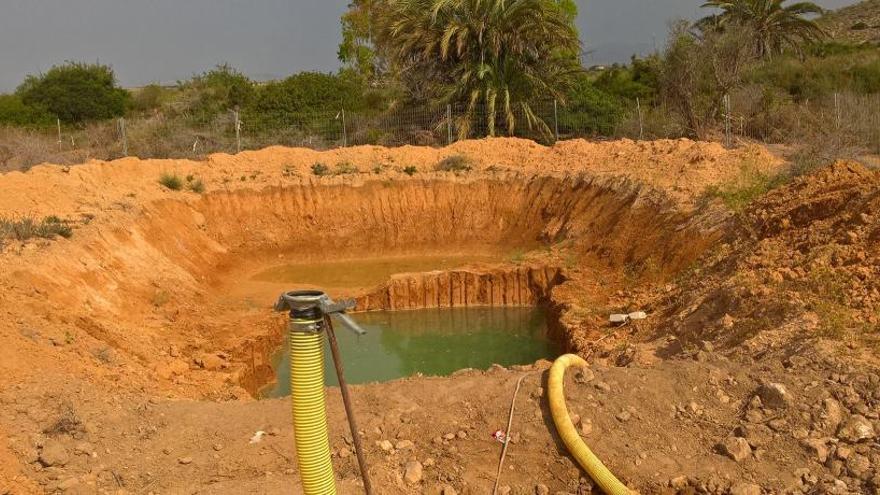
[628,311,648,320]
[249,430,266,444]
[491,430,507,444]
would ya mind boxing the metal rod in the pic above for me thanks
[553,99,559,143]
[323,315,373,494]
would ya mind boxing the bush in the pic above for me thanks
[159,173,183,190]
[561,74,627,135]
[0,94,53,127]
[403,165,417,176]
[130,84,167,113]
[175,64,254,125]
[436,154,473,172]
[334,161,358,175]
[16,62,130,124]
[0,216,73,242]
[311,162,330,176]
[188,178,205,193]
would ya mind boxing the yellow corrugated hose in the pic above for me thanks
[290,330,337,494]
[548,354,634,495]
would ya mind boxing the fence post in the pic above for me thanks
[341,108,348,147]
[723,94,732,148]
[234,109,242,153]
[447,104,453,145]
[834,92,841,131]
[56,118,62,152]
[636,97,644,140]
[553,99,559,142]
[119,117,128,156]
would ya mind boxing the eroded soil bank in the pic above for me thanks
[8,139,878,494]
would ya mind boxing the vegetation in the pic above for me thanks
[403,165,418,176]
[159,173,183,190]
[311,162,331,176]
[0,216,73,242]
[380,0,580,138]
[187,177,205,193]
[703,163,787,211]
[436,154,473,172]
[697,0,826,59]
[17,62,129,124]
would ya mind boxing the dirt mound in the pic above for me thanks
[661,161,880,359]
[821,0,880,44]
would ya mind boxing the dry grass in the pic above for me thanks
[0,215,73,243]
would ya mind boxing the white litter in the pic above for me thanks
[249,431,266,444]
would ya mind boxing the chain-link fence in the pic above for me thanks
[2,92,879,170]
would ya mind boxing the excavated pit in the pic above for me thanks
[14,174,714,397]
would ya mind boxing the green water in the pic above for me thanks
[261,307,557,397]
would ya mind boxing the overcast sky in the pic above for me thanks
[0,0,860,91]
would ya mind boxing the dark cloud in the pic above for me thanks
[0,0,860,91]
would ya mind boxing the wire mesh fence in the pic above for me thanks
[2,92,879,170]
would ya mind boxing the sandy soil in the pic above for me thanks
[2,138,878,495]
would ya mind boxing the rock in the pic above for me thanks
[73,442,93,456]
[498,487,512,495]
[443,433,456,441]
[574,369,595,383]
[837,415,876,442]
[168,344,180,357]
[338,447,351,458]
[377,440,394,452]
[58,478,80,491]
[823,399,844,433]
[756,382,790,409]
[734,424,773,448]
[177,456,193,465]
[403,460,422,484]
[594,382,611,392]
[846,453,871,479]
[729,482,761,495]
[395,440,414,450]
[718,436,752,462]
[535,484,550,495]
[39,440,70,467]
[456,430,467,439]
[194,353,227,371]
[440,486,458,495]
[579,420,593,436]
[800,438,830,463]
[616,410,632,422]
[212,444,223,452]
[669,475,690,489]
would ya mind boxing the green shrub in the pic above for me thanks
[16,62,130,124]
[130,84,167,113]
[334,161,358,175]
[436,154,473,172]
[0,216,73,242]
[702,164,787,211]
[0,94,53,127]
[403,165,417,176]
[311,162,330,176]
[159,173,183,190]
[188,178,205,193]
[175,64,254,125]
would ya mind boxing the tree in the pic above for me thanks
[698,0,825,59]
[176,64,255,124]
[380,0,580,138]
[16,62,129,124]
[661,20,757,138]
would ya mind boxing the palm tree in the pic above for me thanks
[698,1,825,59]
[382,0,580,138]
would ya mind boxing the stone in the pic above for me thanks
[377,440,394,452]
[403,460,422,484]
[440,486,458,495]
[39,440,70,467]
[498,487,512,495]
[616,410,632,422]
[669,475,690,489]
[443,433,456,441]
[800,438,830,463]
[837,415,875,442]
[338,447,351,458]
[846,453,871,479]
[194,353,227,371]
[756,382,790,409]
[73,442,93,456]
[456,430,467,439]
[729,482,761,495]
[574,368,595,383]
[395,440,413,450]
[177,456,193,465]
[718,436,752,462]
[535,484,550,495]
[58,478,80,491]
[579,420,593,436]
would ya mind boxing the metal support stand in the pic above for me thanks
[324,315,374,495]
